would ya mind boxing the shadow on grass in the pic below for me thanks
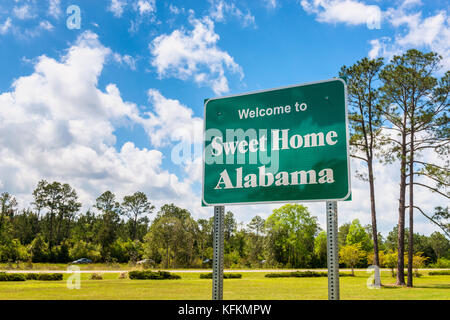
[414,284,450,289]
[379,285,401,289]
[380,283,450,290]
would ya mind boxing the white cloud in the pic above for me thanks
[113,53,137,70]
[108,0,157,23]
[108,0,127,18]
[301,0,381,26]
[208,0,256,28]
[38,20,53,31]
[141,89,203,148]
[369,2,450,70]
[135,0,156,15]
[387,5,446,47]
[0,6,53,38]
[265,0,277,9]
[13,4,35,20]
[150,16,243,95]
[127,0,158,33]
[133,89,205,188]
[368,38,382,59]
[0,17,12,35]
[48,0,61,19]
[169,4,183,15]
[367,37,398,59]
[13,20,55,38]
[301,0,449,71]
[0,31,197,215]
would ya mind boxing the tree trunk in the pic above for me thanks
[49,209,54,250]
[56,211,64,245]
[396,131,407,286]
[407,128,414,287]
[133,215,138,240]
[166,245,170,269]
[368,158,381,286]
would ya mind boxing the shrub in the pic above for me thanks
[8,273,26,281]
[36,273,63,281]
[119,272,128,279]
[0,272,63,281]
[224,273,242,279]
[0,273,26,281]
[0,239,29,262]
[128,270,181,280]
[265,271,354,278]
[90,273,103,280]
[29,235,49,262]
[429,270,450,275]
[51,242,71,263]
[265,271,327,278]
[25,273,39,280]
[69,240,101,263]
[430,258,450,269]
[199,273,242,279]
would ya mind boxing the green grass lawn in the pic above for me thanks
[0,271,448,300]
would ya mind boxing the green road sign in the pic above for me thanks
[202,78,351,206]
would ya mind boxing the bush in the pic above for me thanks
[128,270,181,280]
[90,273,103,280]
[119,272,128,279]
[50,242,71,263]
[430,258,450,269]
[429,270,450,275]
[41,273,62,281]
[265,271,354,278]
[2,273,62,281]
[25,273,38,280]
[199,273,242,279]
[69,240,101,263]
[0,273,26,281]
[265,271,327,278]
[29,235,49,262]
[224,273,242,279]
[28,273,62,281]
[0,239,29,262]
[9,273,63,281]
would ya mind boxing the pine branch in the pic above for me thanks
[408,205,450,239]
[350,154,369,162]
[406,172,450,186]
[413,161,448,171]
[407,182,449,199]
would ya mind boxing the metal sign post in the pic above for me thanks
[326,201,340,300]
[212,205,225,300]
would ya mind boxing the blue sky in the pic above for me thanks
[0,0,448,237]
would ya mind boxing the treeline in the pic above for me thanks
[0,183,449,268]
